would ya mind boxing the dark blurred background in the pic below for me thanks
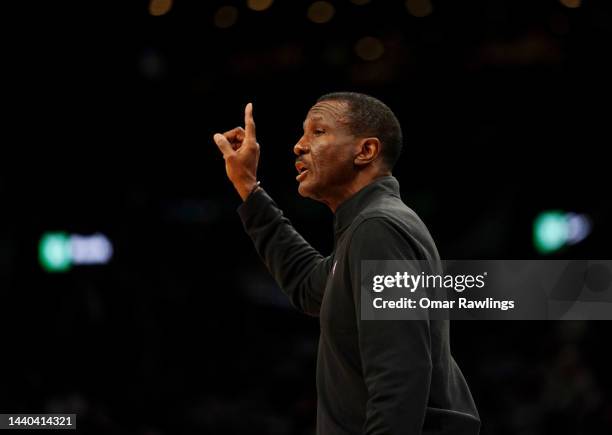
[2,0,611,434]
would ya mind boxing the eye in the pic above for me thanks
[314,129,325,135]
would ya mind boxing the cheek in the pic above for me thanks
[312,150,332,174]
[310,139,355,176]
[315,150,352,179]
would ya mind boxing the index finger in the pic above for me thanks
[244,102,256,141]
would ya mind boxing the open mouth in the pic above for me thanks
[295,162,309,181]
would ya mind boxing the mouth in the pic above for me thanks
[295,161,309,181]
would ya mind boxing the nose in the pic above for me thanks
[294,136,309,156]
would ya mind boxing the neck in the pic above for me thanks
[325,169,391,213]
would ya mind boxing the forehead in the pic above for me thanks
[303,100,348,127]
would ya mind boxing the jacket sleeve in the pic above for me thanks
[348,217,433,435]
[237,188,331,316]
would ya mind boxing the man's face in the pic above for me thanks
[294,100,359,203]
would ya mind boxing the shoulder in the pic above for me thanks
[350,215,402,239]
[346,197,440,263]
[351,196,427,241]
[347,216,418,261]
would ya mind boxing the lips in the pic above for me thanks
[295,161,309,181]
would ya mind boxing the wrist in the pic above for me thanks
[236,180,260,201]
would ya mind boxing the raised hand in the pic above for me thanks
[213,103,261,201]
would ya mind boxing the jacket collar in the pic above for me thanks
[333,175,401,240]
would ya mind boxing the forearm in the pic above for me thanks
[238,188,329,315]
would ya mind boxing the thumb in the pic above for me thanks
[213,133,234,158]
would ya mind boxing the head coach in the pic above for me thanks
[213,92,480,435]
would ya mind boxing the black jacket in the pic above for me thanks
[238,175,480,435]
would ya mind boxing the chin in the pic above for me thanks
[297,182,310,197]
[297,177,319,198]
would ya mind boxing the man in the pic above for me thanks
[213,92,480,435]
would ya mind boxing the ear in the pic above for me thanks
[353,137,381,167]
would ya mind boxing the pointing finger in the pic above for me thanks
[244,102,256,142]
